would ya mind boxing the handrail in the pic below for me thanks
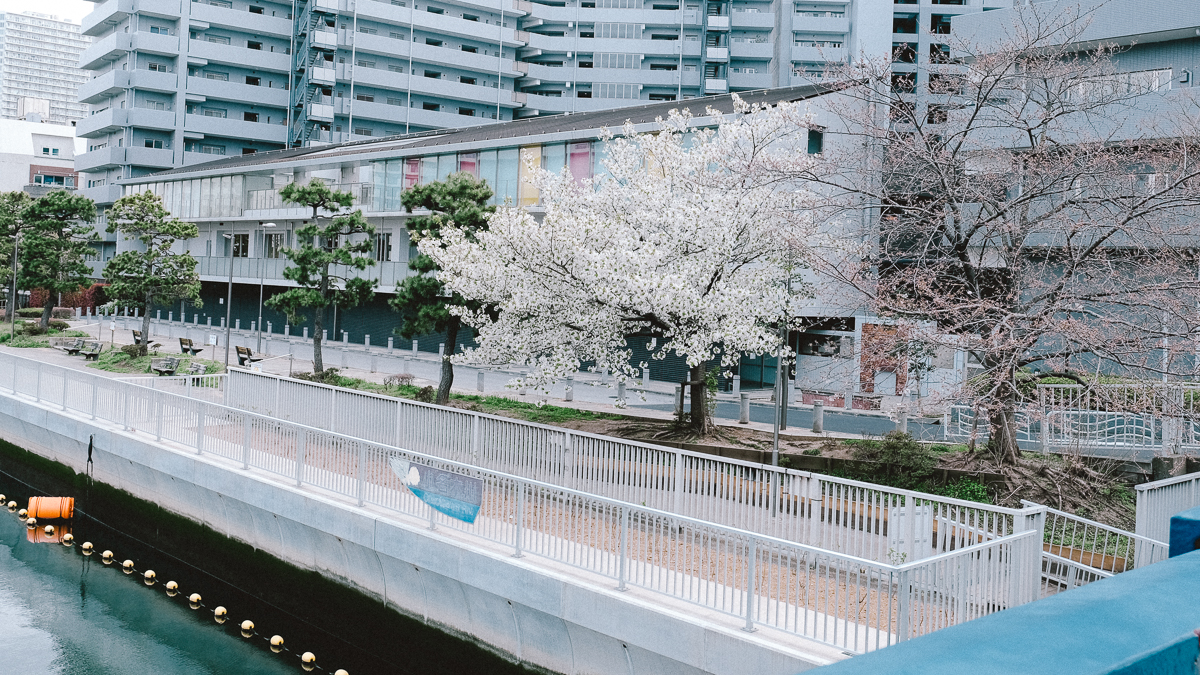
[1135,470,1200,492]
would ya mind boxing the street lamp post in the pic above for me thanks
[256,223,277,353]
[8,235,18,340]
[223,222,276,368]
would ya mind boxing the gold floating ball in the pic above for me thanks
[44,525,55,536]
[17,508,27,518]
[214,606,227,618]
[215,615,227,625]
[6,501,15,510]
[0,493,6,502]
[301,652,316,664]
[101,550,113,561]
[270,635,284,653]
[143,570,156,585]
[335,670,350,675]
[240,619,254,632]
[122,559,135,574]
[188,593,202,605]
[165,580,178,596]
[25,517,36,528]
[62,533,74,545]
[81,542,94,555]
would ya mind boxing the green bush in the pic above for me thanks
[295,368,344,385]
[848,431,938,491]
[938,478,990,503]
[48,320,69,331]
[120,344,148,358]
[414,386,436,403]
[15,308,42,318]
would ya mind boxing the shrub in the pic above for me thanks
[384,373,415,389]
[295,368,343,385]
[938,478,990,503]
[18,322,45,336]
[120,344,148,358]
[414,386,435,403]
[802,447,822,456]
[849,431,937,491]
[15,308,42,318]
[48,320,70,331]
[52,307,74,319]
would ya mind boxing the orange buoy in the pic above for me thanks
[26,525,65,544]
[27,497,73,520]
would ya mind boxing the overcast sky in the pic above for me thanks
[5,0,94,25]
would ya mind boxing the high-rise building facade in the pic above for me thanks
[0,12,90,125]
[75,0,1011,207]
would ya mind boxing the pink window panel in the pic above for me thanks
[568,142,591,183]
[458,152,479,177]
[403,158,420,189]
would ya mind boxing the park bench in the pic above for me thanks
[80,342,103,361]
[185,362,207,376]
[61,338,84,356]
[132,329,143,344]
[235,345,263,367]
[179,337,203,356]
[151,357,179,376]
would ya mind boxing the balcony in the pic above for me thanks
[78,183,125,206]
[312,30,338,50]
[76,107,178,138]
[730,40,774,60]
[183,114,287,144]
[82,0,134,37]
[728,71,772,90]
[137,0,184,18]
[124,146,177,169]
[704,78,728,93]
[188,40,290,71]
[133,31,181,56]
[309,66,336,86]
[313,0,339,12]
[706,46,729,61]
[792,45,847,63]
[585,68,681,86]
[731,10,774,29]
[75,146,128,173]
[307,103,335,122]
[79,32,131,70]
[77,71,129,104]
[186,76,288,107]
[192,256,409,287]
[796,15,850,34]
[707,15,730,30]
[187,1,290,34]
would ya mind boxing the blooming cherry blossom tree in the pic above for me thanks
[422,97,823,432]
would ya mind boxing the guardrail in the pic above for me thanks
[0,350,1043,653]
[1136,471,1200,543]
[223,369,1039,567]
[1022,501,1169,595]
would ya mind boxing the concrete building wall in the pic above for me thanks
[0,117,86,193]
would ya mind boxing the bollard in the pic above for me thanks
[235,319,241,330]
[896,412,908,434]
[438,342,445,357]
[565,376,574,401]
[207,317,212,327]
[220,318,226,328]
[844,391,854,410]
[617,380,626,402]
[342,331,348,344]
[322,330,327,340]
[303,327,308,339]
[412,339,418,356]
[387,337,394,351]
[642,367,649,388]
[364,334,370,348]
[157,310,162,320]
[600,368,608,384]
[739,393,750,424]
[674,385,683,416]
[250,321,256,333]
[732,375,740,397]
[477,371,485,393]
[194,313,199,325]
[812,401,824,433]
[267,322,273,334]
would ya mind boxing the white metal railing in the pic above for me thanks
[1022,501,1169,595]
[224,369,1038,566]
[1135,471,1200,543]
[0,350,1044,653]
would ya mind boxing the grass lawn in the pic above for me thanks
[87,347,226,375]
[0,325,92,349]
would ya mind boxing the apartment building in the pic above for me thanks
[74,0,1018,207]
[0,12,90,125]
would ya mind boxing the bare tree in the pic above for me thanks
[809,3,1200,463]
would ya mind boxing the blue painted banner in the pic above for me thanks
[389,457,483,524]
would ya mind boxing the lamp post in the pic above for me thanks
[223,222,276,368]
[8,234,18,339]
[256,222,277,353]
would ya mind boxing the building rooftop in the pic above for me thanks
[135,83,839,183]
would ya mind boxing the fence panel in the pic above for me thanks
[1135,472,1200,543]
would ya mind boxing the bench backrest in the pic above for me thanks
[180,338,193,347]
[187,363,207,374]
[236,346,251,356]
[83,342,100,352]
[153,357,179,368]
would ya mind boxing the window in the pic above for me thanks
[264,232,284,258]
[461,45,477,53]
[460,76,476,85]
[207,35,231,44]
[148,62,169,72]
[649,63,677,71]
[200,144,225,155]
[357,59,376,68]
[424,71,441,79]
[596,83,638,98]
[577,90,592,98]
[390,31,404,39]
[41,147,51,155]
[202,107,228,118]
[388,64,404,73]
[246,76,260,86]
[793,35,842,48]
[579,60,593,68]
[597,0,641,6]
[230,233,249,257]
[463,13,478,21]
[205,71,229,81]
[249,5,264,13]
[595,53,637,69]
[375,232,391,261]
[426,38,442,46]
[149,25,171,34]
[357,26,377,34]
[596,23,638,39]
[794,7,844,17]
[243,111,259,122]
[427,6,444,13]
[356,93,374,102]
[247,41,262,50]
[892,15,917,34]
[731,67,757,74]
[580,31,595,38]
[931,14,951,34]
[892,42,917,64]
[355,127,372,136]
[1068,68,1174,101]
[387,97,404,105]
[459,108,475,116]
[422,102,440,111]
[144,139,164,149]
[807,128,823,154]
[648,93,676,101]
[242,148,256,155]
[143,100,167,110]
[650,34,678,40]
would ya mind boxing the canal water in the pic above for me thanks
[0,441,533,675]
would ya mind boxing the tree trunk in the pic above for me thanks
[5,283,15,323]
[436,316,459,405]
[312,304,325,373]
[140,292,153,345]
[40,293,53,330]
[688,363,712,434]
[987,403,1022,465]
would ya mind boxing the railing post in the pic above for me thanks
[196,404,205,454]
[672,450,684,516]
[897,568,912,643]
[35,362,42,402]
[242,414,251,470]
[60,370,68,410]
[90,379,98,420]
[471,414,481,462]
[154,390,163,441]
[356,441,366,507]
[274,377,281,417]
[617,506,629,591]
[295,431,306,486]
[122,384,130,431]
[395,399,405,447]
[743,538,758,632]
[186,373,192,399]
[513,483,524,558]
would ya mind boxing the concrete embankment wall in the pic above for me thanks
[0,390,846,675]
